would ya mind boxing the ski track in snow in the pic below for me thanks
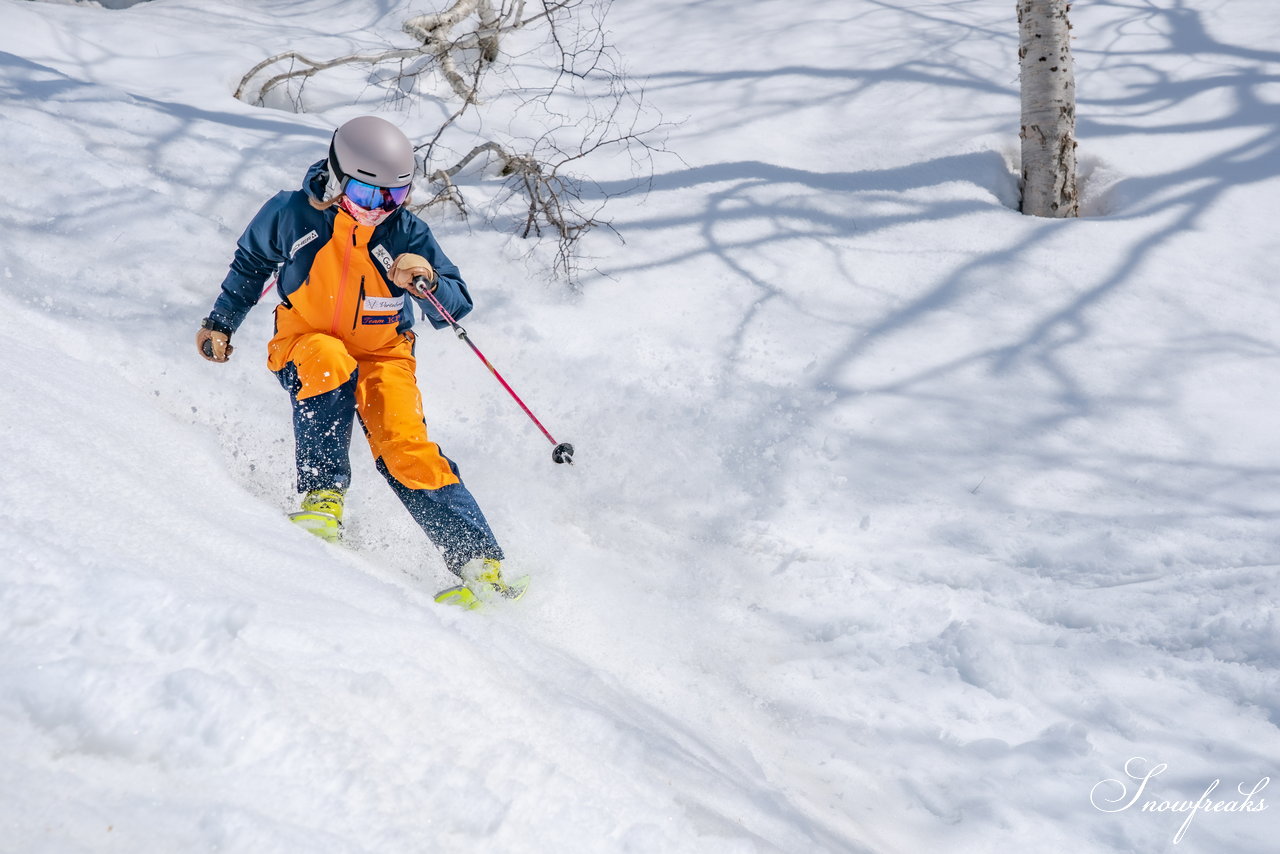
[1,0,1279,852]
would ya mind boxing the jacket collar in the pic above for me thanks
[303,159,333,204]
[333,206,376,245]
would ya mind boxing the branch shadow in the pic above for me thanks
[587,0,1280,578]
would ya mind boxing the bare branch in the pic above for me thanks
[236,48,427,105]
[235,0,667,284]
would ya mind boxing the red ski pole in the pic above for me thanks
[413,276,574,465]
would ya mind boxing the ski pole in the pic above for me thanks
[413,276,574,465]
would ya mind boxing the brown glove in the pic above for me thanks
[196,319,234,363]
[390,252,437,297]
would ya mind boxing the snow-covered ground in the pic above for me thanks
[2,0,1278,851]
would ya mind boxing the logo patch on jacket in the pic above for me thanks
[372,244,395,273]
[362,315,399,325]
[290,230,319,259]
[363,295,404,312]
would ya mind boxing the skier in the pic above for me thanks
[196,115,519,608]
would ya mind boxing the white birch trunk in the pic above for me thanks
[1018,0,1078,217]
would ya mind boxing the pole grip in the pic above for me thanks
[412,275,437,302]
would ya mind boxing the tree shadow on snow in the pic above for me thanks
[592,1,1280,584]
[0,48,320,519]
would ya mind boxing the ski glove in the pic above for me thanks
[390,253,437,298]
[197,317,234,363]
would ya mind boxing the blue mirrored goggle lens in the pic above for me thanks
[344,178,411,211]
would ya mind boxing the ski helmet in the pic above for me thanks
[328,116,415,189]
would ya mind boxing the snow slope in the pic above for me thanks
[1,0,1278,852]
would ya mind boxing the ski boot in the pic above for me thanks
[434,558,530,610]
[289,488,345,544]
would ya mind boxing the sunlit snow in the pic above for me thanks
[2,1,1278,852]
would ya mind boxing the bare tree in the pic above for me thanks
[235,0,665,282]
[1018,0,1078,217]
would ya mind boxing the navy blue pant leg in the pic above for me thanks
[276,363,356,493]
[375,457,505,576]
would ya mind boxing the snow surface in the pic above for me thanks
[2,0,1279,851]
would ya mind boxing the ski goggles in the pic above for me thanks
[343,177,411,212]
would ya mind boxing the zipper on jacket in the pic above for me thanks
[352,277,365,331]
[329,229,357,336]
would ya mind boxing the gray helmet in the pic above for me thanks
[328,116,415,188]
